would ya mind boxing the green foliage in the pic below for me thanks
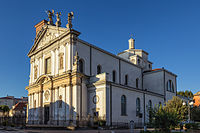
[165,96,188,121]
[185,123,199,130]
[0,105,10,113]
[148,96,190,132]
[191,106,200,122]
[149,105,180,132]
[177,90,193,98]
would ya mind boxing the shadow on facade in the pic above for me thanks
[28,100,99,127]
[28,100,77,126]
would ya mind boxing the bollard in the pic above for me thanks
[144,125,147,131]
[130,120,134,133]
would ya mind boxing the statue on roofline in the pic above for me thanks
[56,12,61,27]
[66,12,74,29]
[47,10,54,25]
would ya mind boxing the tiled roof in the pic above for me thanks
[13,102,27,111]
[0,97,14,100]
[151,68,162,71]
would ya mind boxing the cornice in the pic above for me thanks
[28,28,80,58]
[77,39,142,69]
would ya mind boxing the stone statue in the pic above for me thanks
[56,12,61,27]
[74,51,79,65]
[66,12,74,29]
[47,10,54,25]
[73,51,79,71]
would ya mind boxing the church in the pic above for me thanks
[26,11,177,127]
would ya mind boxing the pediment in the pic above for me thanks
[28,26,66,57]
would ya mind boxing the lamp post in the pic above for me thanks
[182,100,194,122]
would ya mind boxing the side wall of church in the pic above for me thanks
[77,41,142,89]
[120,60,142,89]
[165,71,177,102]
[111,85,144,125]
[143,71,164,95]
[144,94,164,123]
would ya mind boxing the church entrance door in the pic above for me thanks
[44,105,49,124]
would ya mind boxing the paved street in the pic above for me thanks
[0,129,141,133]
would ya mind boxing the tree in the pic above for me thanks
[165,96,188,121]
[191,106,200,122]
[0,105,10,117]
[177,90,193,98]
[149,105,180,132]
[149,96,189,132]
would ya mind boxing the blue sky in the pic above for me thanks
[0,0,199,97]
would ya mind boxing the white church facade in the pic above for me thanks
[26,11,177,126]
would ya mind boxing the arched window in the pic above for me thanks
[121,95,126,115]
[148,100,152,122]
[167,80,174,92]
[136,78,139,88]
[171,82,174,92]
[97,65,102,74]
[149,64,151,69]
[112,70,116,83]
[79,59,84,73]
[136,98,140,116]
[138,59,140,65]
[125,74,128,85]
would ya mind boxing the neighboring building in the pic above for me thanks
[0,96,28,109]
[177,94,191,105]
[26,12,177,126]
[193,92,200,106]
[9,101,27,117]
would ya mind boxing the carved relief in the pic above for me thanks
[44,90,50,101]
[59,53,64,70]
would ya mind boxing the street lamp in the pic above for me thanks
[182,100,194,122]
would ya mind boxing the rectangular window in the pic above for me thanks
[136,78,139,88]
[125,75,128,85]
[45,57,51,74]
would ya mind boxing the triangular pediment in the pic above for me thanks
[28,25,67,57]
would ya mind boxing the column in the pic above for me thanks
[36,59,39,79]
[39,57,42,76]
[32,62,35,82]
[55,49,59,75]
[42,54,45,75]
[51,50,55,75]
[68,44,72,70]
[30,62,33,84]
[63,45,66,72]
[38,87,43,124]
[50,87,53,124]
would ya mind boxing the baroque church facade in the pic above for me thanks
[26,11,177,126]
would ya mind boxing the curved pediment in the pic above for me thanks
[35,74,53,84]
